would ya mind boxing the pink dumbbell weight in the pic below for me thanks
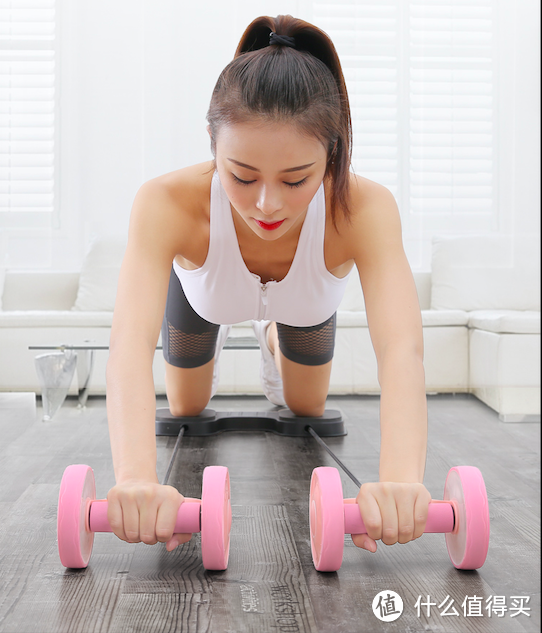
[57,464,231,570]
[310,466,490,572]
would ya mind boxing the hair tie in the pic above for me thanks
[269,32,296,49]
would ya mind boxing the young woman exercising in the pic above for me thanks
[106,15,431,556]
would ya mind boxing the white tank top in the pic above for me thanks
[173,170,352,327]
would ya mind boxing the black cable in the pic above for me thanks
[162,425,186,486]
[161,421,361,489]
[306,426,362,489]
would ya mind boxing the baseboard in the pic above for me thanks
[498,413,541,423]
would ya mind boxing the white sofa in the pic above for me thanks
[0,236,539,422]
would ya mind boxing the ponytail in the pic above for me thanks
[207,15,353,226]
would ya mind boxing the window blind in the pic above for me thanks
[0,0,57,228]
[313,0,497,238]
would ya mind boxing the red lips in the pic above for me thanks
[254,219,285,231]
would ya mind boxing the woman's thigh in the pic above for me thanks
[274,314,336,417]
[164,360,215,417]
[277,350,333,417]
[162,267,220,416]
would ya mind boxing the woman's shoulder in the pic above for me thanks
[147,160,215,218]
[327,172,397,234]
[347,172,396,213]
[345,172,400,233]
[329,172,401,261]
[129,162,215,264]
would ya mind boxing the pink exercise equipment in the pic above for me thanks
[309,465,490,572]
[57,463,231,570]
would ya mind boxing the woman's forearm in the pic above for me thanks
[106,344,159,484]
[377,348,427,483]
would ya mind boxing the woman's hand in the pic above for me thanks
[107,480,192,552]
[350,482,432,553]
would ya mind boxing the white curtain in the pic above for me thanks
[0,0,538,271]
[0,0,57,229]
[313,0,498,259]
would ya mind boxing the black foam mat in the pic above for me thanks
[155,407,346,437]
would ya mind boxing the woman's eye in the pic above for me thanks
[286,178,307,188]
[232,174,255,186]
[231,174,308,188]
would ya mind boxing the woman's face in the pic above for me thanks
[212,120,328,241]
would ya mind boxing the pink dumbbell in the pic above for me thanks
[57,464,231,570]
[309,466,490,572]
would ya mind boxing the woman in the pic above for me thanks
[106,15,431,556]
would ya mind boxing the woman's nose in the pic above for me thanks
[255,185,282,216]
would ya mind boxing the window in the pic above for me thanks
[312,0,498,267]
[0,0,58,230]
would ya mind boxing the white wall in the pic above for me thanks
[0,0,539,271]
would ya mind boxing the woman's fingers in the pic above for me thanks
[107,481,189,549]
[352,482,431,550]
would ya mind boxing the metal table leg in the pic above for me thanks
[77,349,95,408]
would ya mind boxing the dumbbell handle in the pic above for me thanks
[343,499,456,535]
[88,498,202,534]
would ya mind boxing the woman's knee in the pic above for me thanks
[164,362,213,417]
[279,353,332,418]
[168,395,209,418]
[283,391,327,418]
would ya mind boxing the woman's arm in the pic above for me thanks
[346,177,430,551]
[107,181,179,482]
[105,179,194,550]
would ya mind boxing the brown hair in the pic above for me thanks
[206,15,353,225]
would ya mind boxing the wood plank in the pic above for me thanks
[0,554,132,633]
[212,580,314,633]
[0,393,37,450]
[109,593,211,633]
[0,483,130,633]
[122,537,211,595]
[0,394,539,633]
[211,505,318,633]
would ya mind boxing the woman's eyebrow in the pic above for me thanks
[227,158,316,173]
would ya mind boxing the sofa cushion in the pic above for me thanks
[1,272,80,311]
[431,235,540,311]
[337,269,433,312]
[336,309,468,328]
[421,309,468,327]
[0,311,114,328]
[468,310,541,334]
[72,237,126,311]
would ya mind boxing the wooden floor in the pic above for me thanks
[0,393,539,633]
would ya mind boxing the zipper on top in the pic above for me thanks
[258,282,269,320]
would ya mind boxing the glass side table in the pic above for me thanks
[29,336,259,420]
[29,343,105,420]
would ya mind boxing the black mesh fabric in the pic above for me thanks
[161,267,220,368]
[162,266,336,369]
[276,313,336,366]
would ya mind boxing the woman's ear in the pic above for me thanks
[207,125,212,139]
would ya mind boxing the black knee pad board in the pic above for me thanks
[155,408,346,437]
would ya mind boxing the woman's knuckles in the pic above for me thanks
[108,516,123,531]
[141,533,158,545]
[399,523,414,536]
[124,530,140,543]
[156,527,174,542]
[362,516,381,537]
